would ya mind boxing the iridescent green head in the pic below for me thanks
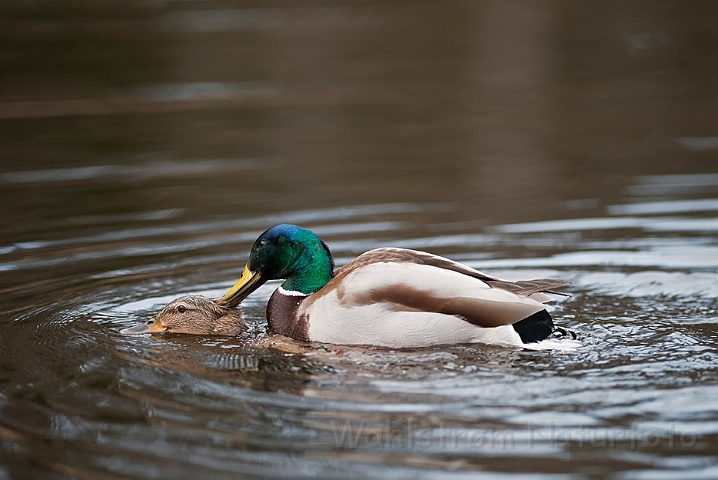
[221,224,334,306]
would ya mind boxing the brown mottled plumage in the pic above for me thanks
[121,295,247,336]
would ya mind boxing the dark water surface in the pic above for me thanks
[1,1,718,478]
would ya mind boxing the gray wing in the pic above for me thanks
[348,248,571,297]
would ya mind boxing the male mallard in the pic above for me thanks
[121,295,247,336]
[221,224,573,348]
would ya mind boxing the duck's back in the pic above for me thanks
[291,249,564,348]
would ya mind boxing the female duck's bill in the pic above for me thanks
[219,224,576,349]
[121,295,247,336]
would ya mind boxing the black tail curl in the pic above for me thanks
[512,309,578,343]
[512,309,554,343]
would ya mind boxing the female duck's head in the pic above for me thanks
[121,295,246,336]
[221,224,334,306]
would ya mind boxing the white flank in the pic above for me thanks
[303,262,548,348]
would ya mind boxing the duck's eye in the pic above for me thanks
[177,305,187,313]
[146,320,154,325]
[258,239,267,247]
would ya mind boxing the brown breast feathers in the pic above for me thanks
[267,290,310,341]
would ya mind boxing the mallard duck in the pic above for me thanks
[121,295,247,336]
[220,224,573,348]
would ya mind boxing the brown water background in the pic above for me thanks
[1,1,718,478]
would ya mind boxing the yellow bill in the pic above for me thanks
[221,265,263,307]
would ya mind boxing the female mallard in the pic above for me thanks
[220,224,573,348]
[121,295,247,336]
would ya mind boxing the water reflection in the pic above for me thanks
[0,158,278,184]
[608,198,718,215]
[628,173,718,197]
